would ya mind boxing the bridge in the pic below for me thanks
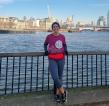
[95,26,109,31]
[79,27,94,31]
[78,26,109,32]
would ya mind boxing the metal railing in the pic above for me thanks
[0,51,109,95]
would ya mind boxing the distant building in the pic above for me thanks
[107,10,109,27]
[76,21,94,28]
[15,20,25,29]
[66,16,73,28]
[15,19,33,29]
[0,17,18,29]
[8,17,18,29]
[0,17,8,22]
[97,16,106,27]
[91,21,95,27]
[33,19,40,28]
[0,17,9,28]
[39,17,56,30]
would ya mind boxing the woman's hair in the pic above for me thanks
[51,22,60,29]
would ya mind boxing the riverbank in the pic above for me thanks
[1,87,109,106]
[0,27,109,34]
[0,28,69,33]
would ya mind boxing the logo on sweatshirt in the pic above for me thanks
[55,40,63,49]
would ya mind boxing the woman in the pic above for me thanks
[44,22,68,103]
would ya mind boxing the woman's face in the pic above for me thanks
[52,24,60,33]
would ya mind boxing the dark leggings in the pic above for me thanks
[49,58,65,88]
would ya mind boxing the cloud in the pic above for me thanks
[0,0,32,5]
[0,0,33,7]
[0,0,14,4]
[0,0,14,8]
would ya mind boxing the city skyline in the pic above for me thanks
[0,0,109,23]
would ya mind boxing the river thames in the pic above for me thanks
[0,31,109,53]
[0,31,109,95]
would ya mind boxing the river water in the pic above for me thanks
[0,31,109,53]
[0,32,109,95]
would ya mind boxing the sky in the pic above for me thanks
[0,0,109,23]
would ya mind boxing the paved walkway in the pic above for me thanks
[0,87,109,106]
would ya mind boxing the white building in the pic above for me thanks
[33,19,40,28]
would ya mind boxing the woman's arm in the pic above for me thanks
[44,43,48,52]
[63,35,68,55]
[44,35,49,55]
[44,44,48,55]
[63,44,68,55]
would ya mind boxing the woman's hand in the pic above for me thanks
[45,51,49,56]
[65,51,68,55]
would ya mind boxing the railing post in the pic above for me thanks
[30,56,33,92]
[5,57,8,95]
[53,83,56,95]
[18,56,21,93]
[105,54,107,86]
[66,55,69,88]
[0,57,2,81]
[72,55,74,87]
[11,57,15,94]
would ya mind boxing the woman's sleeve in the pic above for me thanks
[63,36,67,52]
[44,35,49,44]
[44,36,49,52]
